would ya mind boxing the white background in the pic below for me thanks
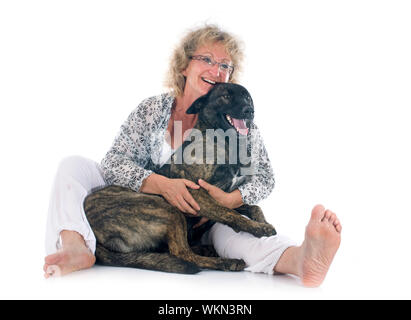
[1,0,410,299]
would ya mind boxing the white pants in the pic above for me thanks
[45,156,296,274]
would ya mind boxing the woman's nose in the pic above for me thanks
[209,64,221,77]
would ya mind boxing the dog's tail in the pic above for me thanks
[95,244,201,274]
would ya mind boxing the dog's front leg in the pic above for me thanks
[190,188,276,237]
[234,204,269,223]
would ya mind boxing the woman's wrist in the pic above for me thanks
[228,189,244,209]
[140,173,168,195]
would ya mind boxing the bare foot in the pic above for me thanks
[299,204,342,287]
[43,231,96,278]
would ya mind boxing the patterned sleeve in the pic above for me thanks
[237,122,275,205]
[100,97,156,192]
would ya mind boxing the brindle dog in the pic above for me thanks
[84,83,276,274]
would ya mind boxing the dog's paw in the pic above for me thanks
[253,223,277,238]
[228,259,246,271]
[214,258,246,272]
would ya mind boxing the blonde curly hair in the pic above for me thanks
[165,24,244,97]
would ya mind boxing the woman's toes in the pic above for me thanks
[322,209,332,222]
[329,212,337,224]
[44,252,62,265]
[322,210,342,233]
[334,220,342,233]
[311,204,326,220]
[44,265,61,278]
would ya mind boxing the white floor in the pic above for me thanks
[3,250,411,300]
[2,199,411,300]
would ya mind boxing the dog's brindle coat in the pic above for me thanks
[84,83,276,274]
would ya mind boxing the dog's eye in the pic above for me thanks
[222,95,231,100]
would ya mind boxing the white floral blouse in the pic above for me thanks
[100,92,275,205]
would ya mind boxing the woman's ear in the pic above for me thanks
[182,61,192,77]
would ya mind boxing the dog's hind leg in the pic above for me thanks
[95,244,200,274]
[85,185,200,274]
[190,244,219,257]
[166,212,245,272]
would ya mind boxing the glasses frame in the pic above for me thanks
[189,55,235,76]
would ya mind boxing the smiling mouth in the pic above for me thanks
[225,114,248,135]
[202,77,216,85]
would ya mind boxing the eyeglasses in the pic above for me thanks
[190,55,234,76]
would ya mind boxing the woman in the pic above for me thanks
[44,25,341,287]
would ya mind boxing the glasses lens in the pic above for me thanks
[219,63,233,75]
[192,55,234,75]
[201,56,213,65]
[220,63,231,71]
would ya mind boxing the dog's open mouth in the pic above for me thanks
[225,114,248,135]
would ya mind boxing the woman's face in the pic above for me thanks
[182,42,233,99]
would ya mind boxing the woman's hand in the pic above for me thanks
[140,173,200,215]
[161,178,201,215]
[192,179,244,228]
[197,179,244,209]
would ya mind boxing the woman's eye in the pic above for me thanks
[203,57,213,64]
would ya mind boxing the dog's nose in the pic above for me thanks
[242,106,254,118]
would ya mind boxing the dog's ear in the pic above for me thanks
[186,94,208,114]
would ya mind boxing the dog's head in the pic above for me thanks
[186,83,254,135]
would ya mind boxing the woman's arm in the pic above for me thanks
[101,95,201,215]
[237,122,275,205]
[100,102,154,193]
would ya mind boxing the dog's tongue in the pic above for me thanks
[232,117,248,135]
